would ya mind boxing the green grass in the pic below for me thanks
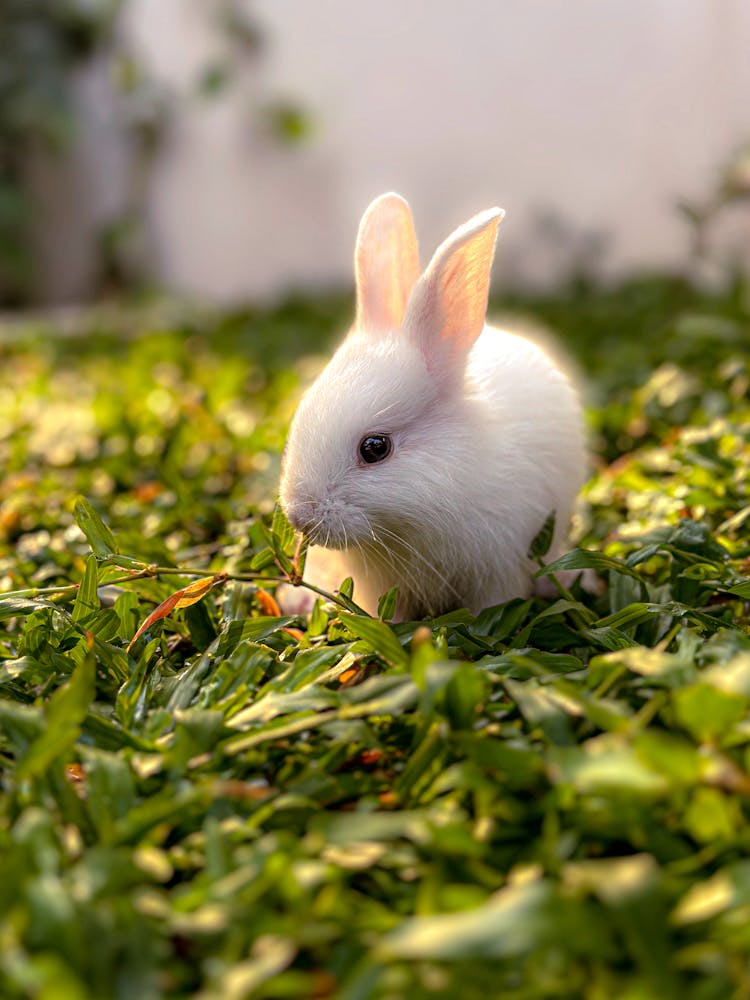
[0,275,749,1000]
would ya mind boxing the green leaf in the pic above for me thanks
[594,603,654,630]
[115,638,157,727]
[634,730,703,785]
[113,590,139,641]
[0,700,45,755]
[479,649,584,678]
[0,596,57,621]
[167,708,226,772]
[270,504,295,571]
[184,599,217,650]
[249,546,277,571]
[582,625,641,651]
[673,862,750,926]
[590,645,697,688]
[684,787,740,843]
[81,746,137,836]
[307,599,328,637]
[667,518,730,562]
[72,554,99,622]
[455,734,545,786]
[551,735,669,796]
[339,613,409,668]
[395,721,446,800]
[73,496,118,558]
[673,683,747,744]
[538,548,646,583]
[444,662,486,730]
[16,647,96,780]
[504,678,575,745]
[528,511,556,560]
[381,878,556,960]
[216,617,298,656]
[377,586,399,621]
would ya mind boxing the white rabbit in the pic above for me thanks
[279,193,585,620]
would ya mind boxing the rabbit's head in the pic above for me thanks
[279,193,503,552]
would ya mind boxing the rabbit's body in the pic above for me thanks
[279,194,585,620]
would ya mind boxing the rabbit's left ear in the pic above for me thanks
[355,193,420,334]
[404,207,504,374]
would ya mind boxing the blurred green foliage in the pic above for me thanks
[0,1,311,305]
[0,0,120,301]
[0,273,749,997]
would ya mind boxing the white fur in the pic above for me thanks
[279,194,585,620]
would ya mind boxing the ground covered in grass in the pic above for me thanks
[1,275,749,999]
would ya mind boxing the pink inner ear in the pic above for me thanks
[355,194,420,334]
[438,241,491,355]
[405,208,503,372]
[360,231,416,332]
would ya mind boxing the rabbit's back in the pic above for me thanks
[463,325,586,588]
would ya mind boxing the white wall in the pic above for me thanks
[35,0,750,302]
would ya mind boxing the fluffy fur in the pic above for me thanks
[279,193,585,620]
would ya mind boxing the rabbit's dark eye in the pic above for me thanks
[359,434,392,464]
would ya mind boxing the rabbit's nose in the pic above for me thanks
[285,500,318,535]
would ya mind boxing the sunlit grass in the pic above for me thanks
[0,278,749,999]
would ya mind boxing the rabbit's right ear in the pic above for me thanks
[355,193,420,334]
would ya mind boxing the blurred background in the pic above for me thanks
[2,0,749,309]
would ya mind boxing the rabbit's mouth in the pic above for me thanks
[281,495,369,551]
[307,515,369,551]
